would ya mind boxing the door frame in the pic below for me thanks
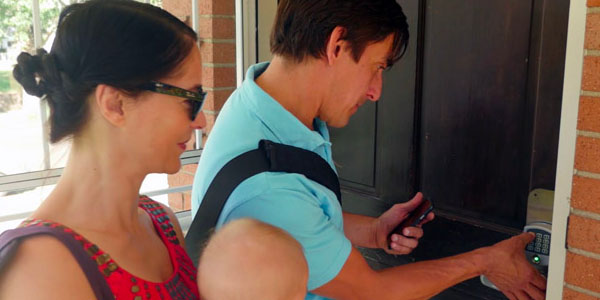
[547,0,586,298]
[235,0,277,86]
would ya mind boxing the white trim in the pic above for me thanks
[191,0,203,150]
[235,0,278,84]
[242,0,257,78]
[32,0,42,50]
[0,184,194,224]
[192,0,199,41]
[235,0,244,86]
[31,0,51,170]
[143,185,192,197]
[257,0,277,63]
[0,150,202,193]
[547,0,587,299]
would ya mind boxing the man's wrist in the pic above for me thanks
[370,218,379,248]
[470,246,493,275]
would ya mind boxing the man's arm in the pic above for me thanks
[313,233,546,300]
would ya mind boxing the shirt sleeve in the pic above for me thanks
[225,188,352,290]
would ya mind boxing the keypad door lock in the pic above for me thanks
[480,221,551,290]
[523,221,551,275]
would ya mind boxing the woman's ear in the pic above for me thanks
[94,84,126,127]
[325,26,348,66]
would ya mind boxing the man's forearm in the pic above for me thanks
[373,248,488,299]
[342,212,378,248]
[314,246,489,300]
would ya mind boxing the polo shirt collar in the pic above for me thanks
[240,62,331,151]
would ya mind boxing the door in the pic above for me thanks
[331,0,568,230]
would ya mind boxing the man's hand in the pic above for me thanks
[483,233,547,300]
[373,192,435,255]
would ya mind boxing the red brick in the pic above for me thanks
[579,97,600,132]
[202,135,208,147]
[181,164,198,176]
[199,0,235,15]
[572,176,600,215]
[168,172,194,188]
[182,192,192,211]
[586,14,600,50]
[567,215,600,254]
[203,89,234,112]
[565,252,600,294]
[590,0,600,7]
[162,0,192,20]
[167,164,196,212]
[203,113,217,137]
[563,287,599,300]
[168,193,184,211]
[200,42,236,64]
[575,136,600,173]
[582,56,600,92]
[198,18,235,40]
[202,66,236,88]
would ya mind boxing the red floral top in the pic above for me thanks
[21,196,199,300]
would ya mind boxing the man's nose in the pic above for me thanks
[366,71,383,101]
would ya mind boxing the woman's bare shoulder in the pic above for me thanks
[0,235,96,300]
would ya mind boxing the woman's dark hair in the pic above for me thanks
[271,0,409,66]
[12,0,197,143]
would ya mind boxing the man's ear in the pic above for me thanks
[325,26,348,66]
[94,84,126,127]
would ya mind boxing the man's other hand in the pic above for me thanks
[374,192,435,255]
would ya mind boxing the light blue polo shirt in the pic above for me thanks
[191,62,351,300]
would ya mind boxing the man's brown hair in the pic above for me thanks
[270,0,409,66]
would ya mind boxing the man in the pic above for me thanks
[198,219,308,300]
[192,1,546,299]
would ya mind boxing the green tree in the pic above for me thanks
[0,0,62,53]
[0,0,163,54]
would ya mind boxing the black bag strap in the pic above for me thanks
[185,139,341,266]
[0,226,115,300]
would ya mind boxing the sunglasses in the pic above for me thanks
[139,81,207,120]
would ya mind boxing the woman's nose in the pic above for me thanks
[191,111,207,129]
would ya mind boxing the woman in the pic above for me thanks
[0,0,205,299]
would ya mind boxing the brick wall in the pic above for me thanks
[162,0,236,211]
[563,1,600,298]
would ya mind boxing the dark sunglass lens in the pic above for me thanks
[190,100,201,120]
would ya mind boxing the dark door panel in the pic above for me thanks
[330,102,377,188]
[332,0,421,207]
[419,0,534,228]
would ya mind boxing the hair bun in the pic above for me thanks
[12,49,63,98]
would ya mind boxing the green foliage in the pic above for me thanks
[0,0,61,53]
[0,71,11,93]
[0,0,162,54]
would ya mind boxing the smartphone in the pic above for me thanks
[391,198,433,236]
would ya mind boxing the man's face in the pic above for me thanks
[320,34,394,128]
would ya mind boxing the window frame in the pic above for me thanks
[0,0,202,220]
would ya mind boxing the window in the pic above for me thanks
[0,0,210,234]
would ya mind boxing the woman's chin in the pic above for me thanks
[159,160,182,175]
